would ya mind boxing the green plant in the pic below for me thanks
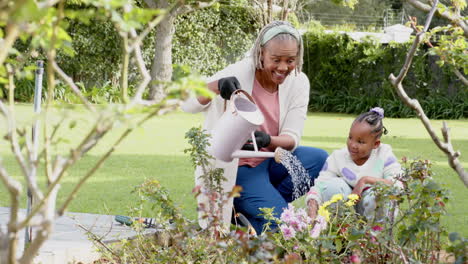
[446,232,467,264]
[260,158,453,263]
[302,26,467,119]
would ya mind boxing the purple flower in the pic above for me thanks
[372,225,383,232]
[310,215,327,238]
[350,254,361,263]
[280,224,296,240]
[310,224,321,238]
[295,208,312,224]
[280,204,296,223]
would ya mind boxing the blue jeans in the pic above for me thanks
[233,146,328,234]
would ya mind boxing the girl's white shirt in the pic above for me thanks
[306,143,402,205]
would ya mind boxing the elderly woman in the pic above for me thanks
[182,21,328,234]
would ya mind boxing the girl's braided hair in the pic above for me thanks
[355,107,388,139]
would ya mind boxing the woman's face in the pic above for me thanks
[260,38,298,85]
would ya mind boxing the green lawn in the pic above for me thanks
[0,104,467,236]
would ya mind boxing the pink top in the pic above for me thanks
[239,79,279,167]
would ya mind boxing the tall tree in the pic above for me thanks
[143,0,218,102]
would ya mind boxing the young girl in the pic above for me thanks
[306,107,401,221]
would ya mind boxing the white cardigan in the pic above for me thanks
[181,56,310,228]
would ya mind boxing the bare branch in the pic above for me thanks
[37,0,61,9]
[2,70,43,201]
[76,223,121,262]
[0,160,21,198]
[0,24,20,68]
[19,220,53,264]
[405,0,468,37]
[52,62,96,112]
[18,117,113,230]
[128,9,169,53]
[453,68,468,86]
[129,27,152,106]
[58,106,159,214]
[390,0,468,187]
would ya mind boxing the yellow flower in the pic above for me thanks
[345,200,355,207]
[318,205,330,222]
[330,194,343,203]
[348,194,359,201]
[322,200,332,208]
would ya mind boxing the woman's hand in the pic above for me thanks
[241,131,271,150]
[218,76,240,100]
[307,199,319,220]
[196,77,240,105]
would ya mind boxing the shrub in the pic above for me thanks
[302,30,468,119]
[93,128,461,263]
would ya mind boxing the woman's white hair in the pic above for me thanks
[251,21,304,74]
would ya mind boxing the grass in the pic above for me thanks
[0,104,467,236]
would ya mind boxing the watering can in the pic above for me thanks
[208,89,284,163]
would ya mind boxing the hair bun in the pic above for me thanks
[370,107,384,118]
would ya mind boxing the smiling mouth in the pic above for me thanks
[273,72,286,78]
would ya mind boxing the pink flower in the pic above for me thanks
[372,225,383,232]
[310,224,321,238]
[280,204,296,223]
[350,255,361,263]
[295,208,312,224]
[280,224,296,240]
[310,215,327,238]
[288,217,301,230]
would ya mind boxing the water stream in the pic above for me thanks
[276,148,312,200]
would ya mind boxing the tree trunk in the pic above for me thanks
[148,0,175,102]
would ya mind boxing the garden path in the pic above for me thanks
[0,207,156,264]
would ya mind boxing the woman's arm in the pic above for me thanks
[269,134,295,151]
[197,80,219,105]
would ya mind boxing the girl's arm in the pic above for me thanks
[351,176,393,196]
[306,152,339,219]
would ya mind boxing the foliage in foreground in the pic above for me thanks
[93,128,465,263]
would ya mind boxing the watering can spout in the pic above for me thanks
[231,147,285,164]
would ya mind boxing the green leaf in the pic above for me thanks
[12,0,47,22]
[348,228,364,241]
[334,238,342,252]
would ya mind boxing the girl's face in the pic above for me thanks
[260,38,298,85]
[346,121,380,165]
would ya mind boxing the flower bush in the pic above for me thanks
[262,193,365,263]
[93,129,461,264]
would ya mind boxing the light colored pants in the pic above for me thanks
[320,177,396,222]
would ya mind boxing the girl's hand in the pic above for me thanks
[351,176,393,197]
[351,176,369,197]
